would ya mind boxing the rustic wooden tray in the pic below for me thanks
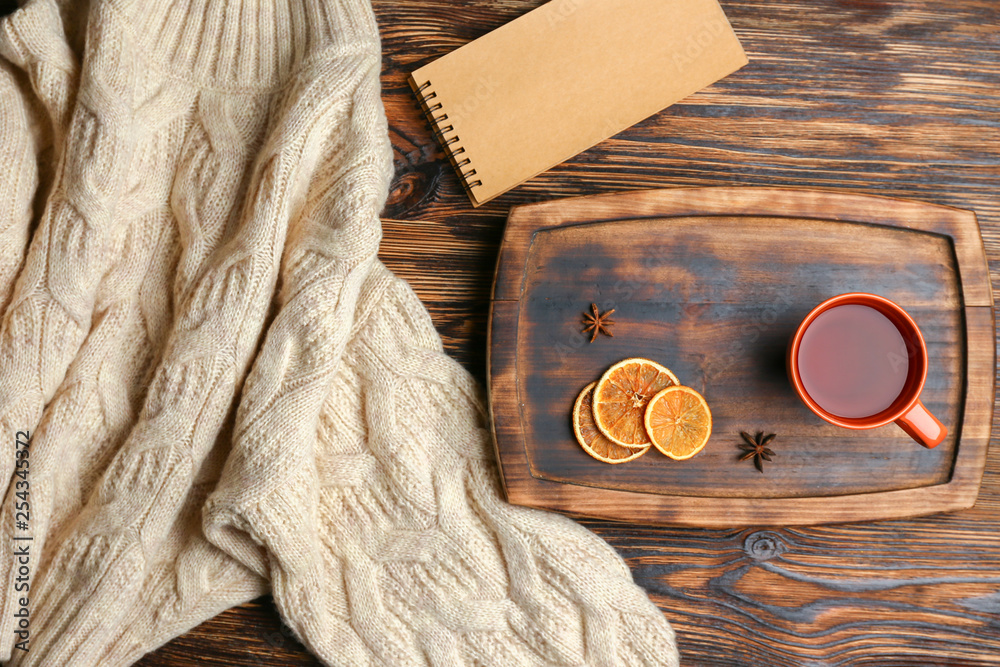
[488,187,995,526]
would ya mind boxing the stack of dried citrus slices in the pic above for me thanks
[572,357,712,464]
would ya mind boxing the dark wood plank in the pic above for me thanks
[141,0,1000,665]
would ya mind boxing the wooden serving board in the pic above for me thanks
[488,187,995,526]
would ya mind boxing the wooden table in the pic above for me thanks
[138,1,1000,664]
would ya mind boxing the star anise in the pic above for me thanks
[582,303,615,342]
[738,431,775,473]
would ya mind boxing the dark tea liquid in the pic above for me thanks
[797,304,909,419]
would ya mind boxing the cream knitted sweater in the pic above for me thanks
[0,0,681,665]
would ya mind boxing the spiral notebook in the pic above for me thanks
[409,0,747,207]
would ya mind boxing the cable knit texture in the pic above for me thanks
[0,0,680,664]
[0,59,38,315]
[0,0,380,662]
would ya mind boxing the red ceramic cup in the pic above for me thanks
[787,293,947,448]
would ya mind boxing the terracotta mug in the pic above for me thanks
[787,292,947,448]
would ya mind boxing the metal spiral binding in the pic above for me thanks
[411,79,483,191]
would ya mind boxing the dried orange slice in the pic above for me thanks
[573,383,649,464]
[593,358,680,448]
[643,385,712,460]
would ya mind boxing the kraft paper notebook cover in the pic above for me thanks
[409,0,748,207]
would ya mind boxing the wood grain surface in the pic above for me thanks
[53,0,995,663]
[487,188,994,525]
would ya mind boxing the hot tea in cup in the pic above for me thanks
[787,293,947,448]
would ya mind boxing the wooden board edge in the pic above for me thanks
[487,300,529,499]
[493,207,536,301]
[949,305,996,493]
[503,469,991,527]
[504,187,977,231]
[951,209,994,308]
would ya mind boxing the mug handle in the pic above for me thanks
[895,399,947,449]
